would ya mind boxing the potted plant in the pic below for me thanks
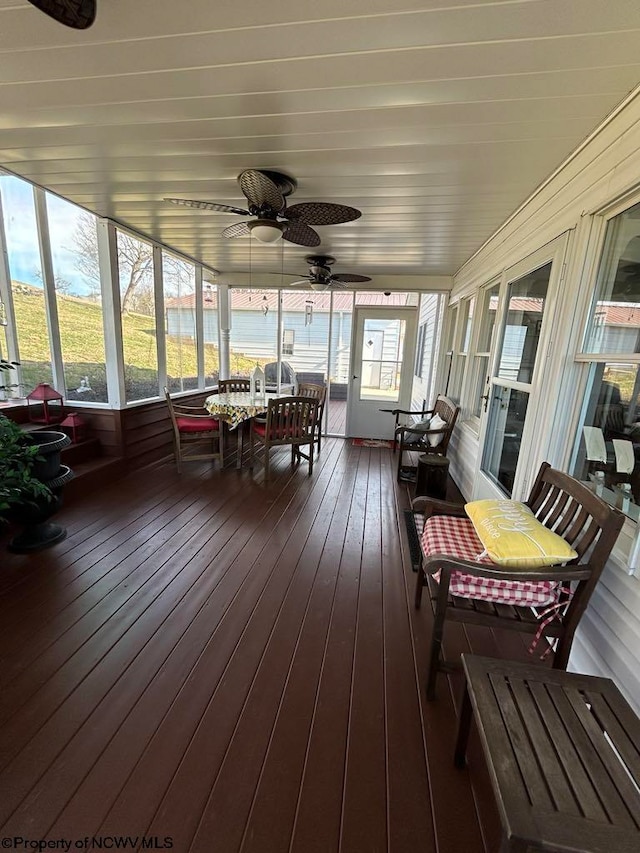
[0,415,73,552]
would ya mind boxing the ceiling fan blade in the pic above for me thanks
[222,222,251,239]
[286,202,361,226]
[238,170,285,213]
[332,273,372,283]
[288,280,313,288]
[282,221,321,247]
[28,0,96,28]
[164,197,249,215]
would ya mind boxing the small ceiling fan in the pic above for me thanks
[27,0,96,29]
[165,169,361,248]
[285,255,372,291]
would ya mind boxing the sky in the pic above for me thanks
[1,174,97,297]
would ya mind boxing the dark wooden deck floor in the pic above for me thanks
[0,439,527,852]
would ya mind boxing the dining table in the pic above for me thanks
[205,390,288,468]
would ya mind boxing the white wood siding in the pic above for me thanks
[448,93,640,713]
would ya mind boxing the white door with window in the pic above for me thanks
[474,236,568,500]
[347,307,417,440]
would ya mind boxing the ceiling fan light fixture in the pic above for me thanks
[309,282,330,292]
[248,219,284,243]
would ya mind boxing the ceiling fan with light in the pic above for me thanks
[27,0,96,28]
[164,170,361,247]
[285,255,372,291]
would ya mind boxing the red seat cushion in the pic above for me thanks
[252,421,301,440]
[420,515,558,606]
[176,416,219,433]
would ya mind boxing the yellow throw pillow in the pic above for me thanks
[464,499,577,569]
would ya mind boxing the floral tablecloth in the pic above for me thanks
[205,392,278,430]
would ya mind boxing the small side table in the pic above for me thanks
[455,654,640,853]
[415,454,449,499]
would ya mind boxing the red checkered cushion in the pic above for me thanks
[176,416,219,433]
[420,515,558,606]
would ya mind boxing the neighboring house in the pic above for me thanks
[165,289,413,384]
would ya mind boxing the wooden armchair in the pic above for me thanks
[297,382,327,454]
[249,396,319,481]
[164,388,223,472]
[411,462,624,699]
[394,394,459,481]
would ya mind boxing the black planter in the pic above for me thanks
[8,430,74,554]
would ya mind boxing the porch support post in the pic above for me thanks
[97,219,126,408]
[218,283,230,380]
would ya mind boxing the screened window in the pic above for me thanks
[163,251,198,392]
[230,288,276,377]
[117,229,157,402]
[203,279,219,387]
[0,175,54,394]
[47,198,108,402]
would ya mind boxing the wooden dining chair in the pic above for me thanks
[164,388,223,472]
[297,382,327,454]
[218,378,250,393]
[249,396,319,480]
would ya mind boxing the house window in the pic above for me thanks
[571,200,640,518]
[282,328,295,356]
[448,297,474,403]
[469,283,500,421]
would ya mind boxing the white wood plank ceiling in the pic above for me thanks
[1,0,639,287]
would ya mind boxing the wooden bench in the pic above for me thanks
[394,394,459,482]
[455,654,640,853]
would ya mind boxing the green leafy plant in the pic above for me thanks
[0,415,52,524]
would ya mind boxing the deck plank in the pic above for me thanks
[0,440,513,852]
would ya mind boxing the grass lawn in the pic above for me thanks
[7,286,256,398]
